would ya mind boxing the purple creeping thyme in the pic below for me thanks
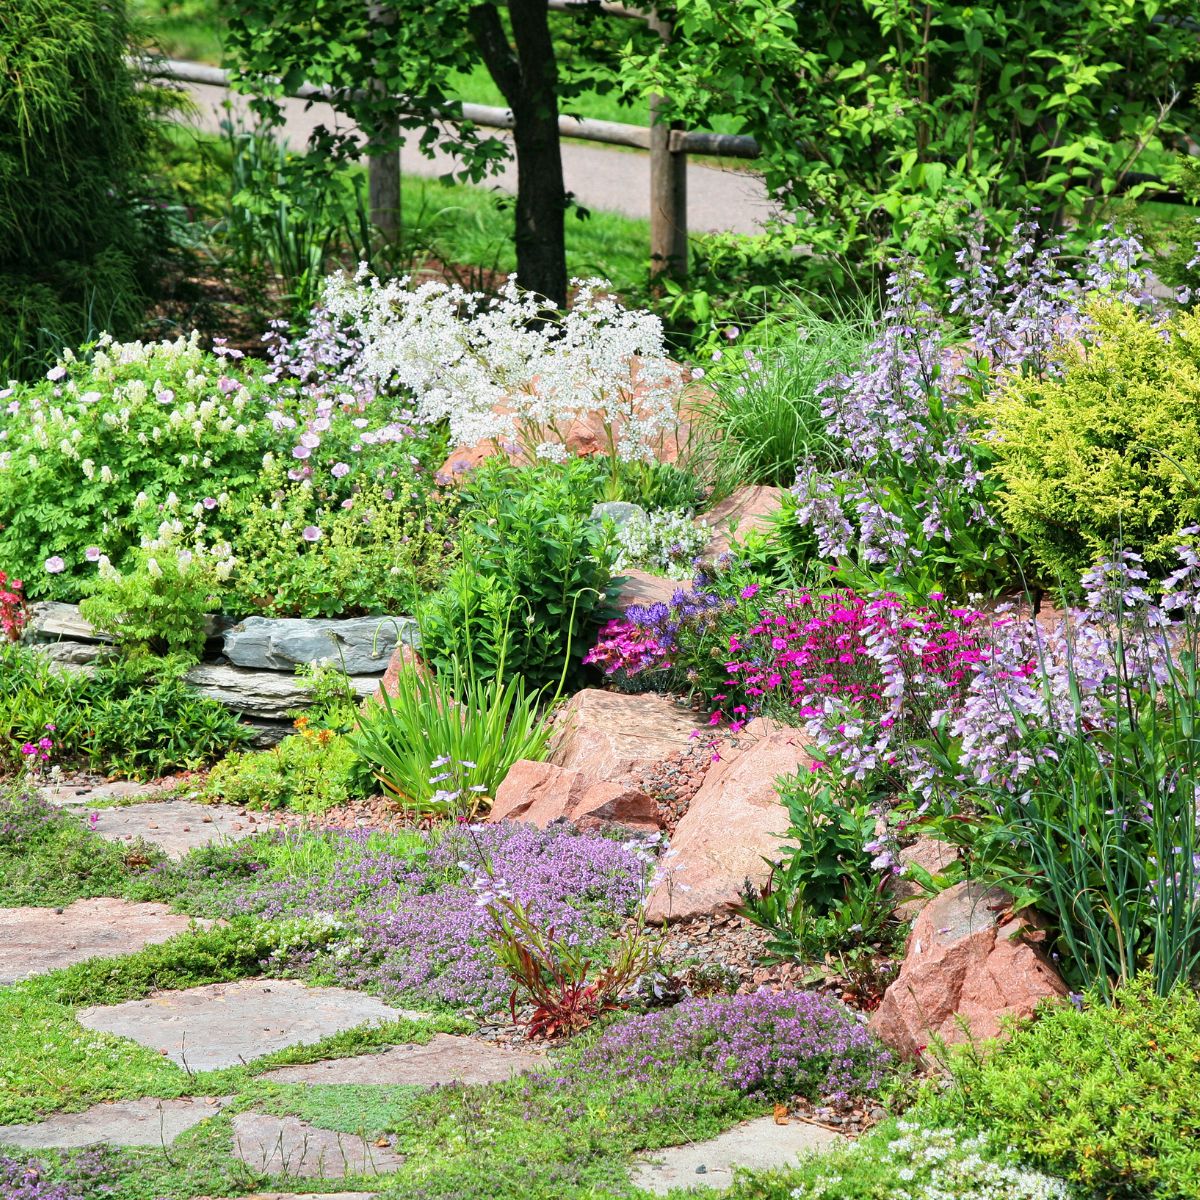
[221,822,651,1011]
[568,991,890,1104]
[0,1157,80,1200]
[0,790,59,847]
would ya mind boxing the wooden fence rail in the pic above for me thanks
[142,33,760,280]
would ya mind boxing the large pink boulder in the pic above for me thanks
[490,759,663,832]
[548,689,698,783]
[697,486,786,558]
[870,881,1067,1058]
[645,720,816,923]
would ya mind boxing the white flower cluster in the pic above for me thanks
[614,508,708,578]
[789,1124,1073,1200]
[320,270,682,462]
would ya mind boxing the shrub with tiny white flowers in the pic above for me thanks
[613,508,709,578]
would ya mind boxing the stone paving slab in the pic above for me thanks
[0,1097,228,1149]
[632,1117,844,1195]
[41,780,169,808]
[0,898,203,985]
[84,799,282,859]
[77,979,427,1071]
[258,1033,543,1087]
[230,1113,405,1178]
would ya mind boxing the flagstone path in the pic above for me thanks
[258,1033,542,1087]
[0,898,206,984]
[633,1116,844,1195]
[230,1113,406,1178]
[2,784,847,1192]
[77,979,424,1071]
[0,1098,231,1150]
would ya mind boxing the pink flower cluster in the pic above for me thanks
[584,619,665,676]
[714,590,994,777]
[0,570,26,641]
[20,724,55,764]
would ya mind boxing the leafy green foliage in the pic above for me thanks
[203,728,368,812]
[0,336,273,599]
[79,541,217,663]
[0,644,248,779]
[628,0,1200,287]
[419,459,620,692]
[986,300,1200,583]
[925,977,1200,1200]
[740,772,902,968]
[0,0,171,378]
[227,470,456,618]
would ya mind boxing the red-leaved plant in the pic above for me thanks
[475,875,658,1039]
[0,570,26,641]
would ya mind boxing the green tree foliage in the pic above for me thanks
[224,1,631,305]
[0,0,167,378]
[626,0,1200,285]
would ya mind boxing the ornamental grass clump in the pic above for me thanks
[576,991,890,1105]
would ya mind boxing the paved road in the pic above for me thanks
[182,81,776,236]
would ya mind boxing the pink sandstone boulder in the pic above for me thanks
[615,568,681,612]
[375,643,430,703]
[490,759,663,832]
[645,720,817,924]
[697,486,786,558]
[548,689,698,783]
[870,881,1067,1058]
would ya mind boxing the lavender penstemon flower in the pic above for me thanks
[794,229,1154,599]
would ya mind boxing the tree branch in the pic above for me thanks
[467,3,521,106]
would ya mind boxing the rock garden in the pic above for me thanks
[1,228,1199,1200]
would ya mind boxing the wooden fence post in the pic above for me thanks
[367,1,401,241]
[647,10,687,280]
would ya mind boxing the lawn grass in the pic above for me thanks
[159,120,660,293]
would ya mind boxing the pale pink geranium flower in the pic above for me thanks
[302,526,322,542]
[44,555,66,574]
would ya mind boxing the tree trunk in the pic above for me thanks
[469,1,568,307]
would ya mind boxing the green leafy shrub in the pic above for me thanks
[78,536,221,663]
[0,0,171,379]
[203,728,367,812]
[740,772,904,969]
[227,469,456,618]
[925,977,1200,1200]
[419,459,620,691]
[986,300,1200,582]
[0,334,273,598]
[0,644,247,778]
